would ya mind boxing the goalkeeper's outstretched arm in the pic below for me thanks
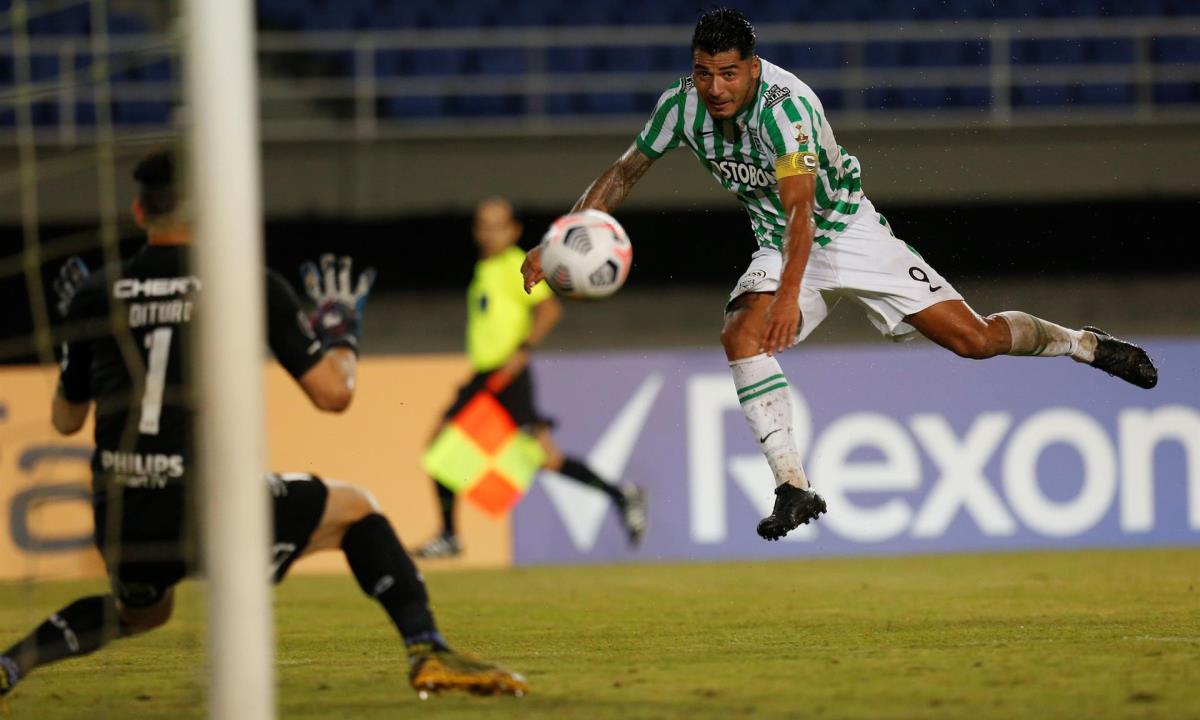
[274,254,376,414]
[298,348,357,413]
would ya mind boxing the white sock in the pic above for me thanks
[994,311,1097,363]
[729,353,809,490]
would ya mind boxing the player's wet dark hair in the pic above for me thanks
[133,147,177,220]
[692,7,756,60]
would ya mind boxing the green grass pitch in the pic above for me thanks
[2,548,1198,719]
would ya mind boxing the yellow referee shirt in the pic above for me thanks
[466,246,552,372]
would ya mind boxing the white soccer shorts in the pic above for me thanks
[728,199,963,343]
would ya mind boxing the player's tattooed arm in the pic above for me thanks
[571,142,655,214]
[525,143,653,293]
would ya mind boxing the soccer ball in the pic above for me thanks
[539,209,632,299]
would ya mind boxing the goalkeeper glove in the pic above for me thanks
[299,254,376,354]
[53,256,90,318]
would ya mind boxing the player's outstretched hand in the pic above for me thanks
[521,246,544,294]
[760,293,801,356]
[299,254,377,353]
[53,256,90,318]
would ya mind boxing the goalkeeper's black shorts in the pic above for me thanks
[444,367,555,430]
[92,473,328,608]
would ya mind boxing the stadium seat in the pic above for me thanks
[1153,82,1200,104]
[814,87,847,110]
[546,47,597,74]
[581,92,639,114]
[1012,85,1072,106]
[30,55,58,83]
[1083,39,1135,63]
[1011,39,1086,65]
[1154,37,1200,62]
[1075,83,1134,104]
[383,96,445,118]
[599,47,654,73]
[544,93,577,115]
[864,87,953,109]
[448,93,523,116]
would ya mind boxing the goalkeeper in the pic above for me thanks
[414,197,646,558]
[0,149,526,702]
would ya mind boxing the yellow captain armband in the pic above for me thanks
[775,151,819,179]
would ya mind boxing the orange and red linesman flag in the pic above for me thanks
[421,391,546,518]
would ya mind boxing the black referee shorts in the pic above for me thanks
[92,473,329,609]
[443,367,554,430]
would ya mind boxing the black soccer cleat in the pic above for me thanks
[1084,326,1158,389]
[757,484,827,541]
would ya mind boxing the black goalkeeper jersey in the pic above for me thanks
[59,244,323,493]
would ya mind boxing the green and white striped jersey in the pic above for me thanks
[636,58,865,250]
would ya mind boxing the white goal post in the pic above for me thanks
[184,0,275,718]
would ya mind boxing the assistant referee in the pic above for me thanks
[414,197,646,558]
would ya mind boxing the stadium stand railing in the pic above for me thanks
[2,10,1199,144]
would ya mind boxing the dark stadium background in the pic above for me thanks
[3,196,1197,363]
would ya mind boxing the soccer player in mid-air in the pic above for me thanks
[415,196,646,558]
[522,8,1158,542]
[0,149,527,703]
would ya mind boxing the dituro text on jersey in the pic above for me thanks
[113,275,201,329]
[127,298,193,328]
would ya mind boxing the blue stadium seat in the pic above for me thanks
[1153,82,1199,104]
[383,96,445,118]
[107,12,149,35]
[546,47,597,74]
[760,43,844,71]
[864,87,953,109]
[463,49,526,75]
[410,50,466,76]
[1075,84,1133,104]
[27,5,89,35]
[813,87,846,110]
[599,47,654,73]
[115,101,171,124]
[31,101,57,126]
[74,102,96,126]
[448,94,523,116]
[864,42,904,68]
[650,46,688,72]
[1154,37,1200,62]
[1012,85,1071,106]
[544,94,577,115]
[1083,39,1135,63]
[915,42,981,67]
[1011,39,1086,65]
[30,55,59,82]
[259,0,305,28]
[581,92,640,114]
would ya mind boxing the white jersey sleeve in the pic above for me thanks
[757,83,820,180]
[635,79,688,159]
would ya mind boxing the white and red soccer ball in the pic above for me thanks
[539,209,632,300]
